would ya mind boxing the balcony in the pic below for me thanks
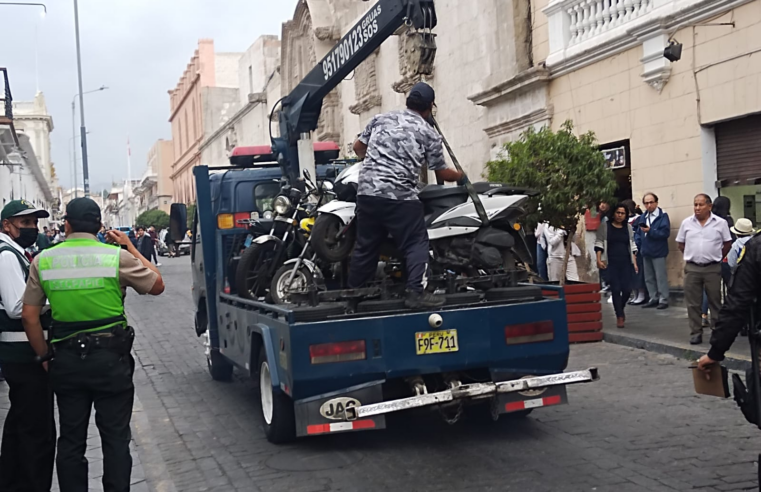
[543,0,753,89]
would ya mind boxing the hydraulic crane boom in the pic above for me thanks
[273,0,437,183]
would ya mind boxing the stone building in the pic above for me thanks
[533,0,761,284]
[200,36,282,169]
[169,39,242,204]
[0,90,56,222]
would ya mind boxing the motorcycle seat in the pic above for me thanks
[418,184,469,202]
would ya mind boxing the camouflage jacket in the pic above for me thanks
[357,109,447,200]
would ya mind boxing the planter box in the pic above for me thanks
[541,282,602,343]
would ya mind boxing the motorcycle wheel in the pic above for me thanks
[236,242,279,300]
[270,264,314,305]
[311,214,355,263]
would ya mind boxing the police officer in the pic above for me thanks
[697,231,761,373]
[348,82,464,309]
[21,197,165,491]
[0,200,55,492]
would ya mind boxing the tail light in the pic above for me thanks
[505,321,554,345]
[234,212,251,225]
[310,340,366,364]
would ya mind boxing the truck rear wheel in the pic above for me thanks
[256,347,296,443]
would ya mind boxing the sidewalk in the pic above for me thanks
[600,295,753,370]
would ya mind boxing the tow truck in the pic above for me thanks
[172,0,599,443]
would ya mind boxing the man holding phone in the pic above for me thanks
[637,193,671,310]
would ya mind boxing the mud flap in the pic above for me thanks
[497,383,568,414]
[294,381,386,437]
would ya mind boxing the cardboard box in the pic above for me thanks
[692,364,730,398]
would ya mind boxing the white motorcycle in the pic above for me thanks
[310,163,536,276]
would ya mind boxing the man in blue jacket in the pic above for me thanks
[636,192,671,309]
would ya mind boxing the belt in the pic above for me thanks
[687,261,720,267]
[0,331,47,342]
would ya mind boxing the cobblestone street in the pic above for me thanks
[3,257,761,491]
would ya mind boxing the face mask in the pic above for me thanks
[13,227,39,248]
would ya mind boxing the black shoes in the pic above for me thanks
[690,334,703,345]
[642,300,659,308]
[656,303,669,310]
[405,290,445,310]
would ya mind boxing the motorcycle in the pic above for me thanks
[234,170,332,301]
[310,163,536,279]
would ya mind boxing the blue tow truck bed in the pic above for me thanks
[182,164,600,444]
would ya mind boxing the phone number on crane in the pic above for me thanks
[322,4,382,81]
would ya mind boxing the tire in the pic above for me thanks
[357,299,406,313]
[444,292,482,306]
[270,264,314,305]
[255,347,296,444]
[207,349,233,382]
[236,242,280,300]
[284,303,347,322]
[311,214,355,263]
[485,286,542,302]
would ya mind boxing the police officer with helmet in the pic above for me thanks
[0,199,55,492]
[22,197,165,491]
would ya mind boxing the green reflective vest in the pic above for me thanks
[38,238,125,342]
[0,241,36,363]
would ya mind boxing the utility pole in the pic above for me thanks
[72,0,90,196]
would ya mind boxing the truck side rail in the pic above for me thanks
[219,293,296,324]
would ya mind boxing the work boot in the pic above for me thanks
[616,317,625,329]
[405,290,445,310]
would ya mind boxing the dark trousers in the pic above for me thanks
[348,195,429,292]
[608,259,633,318]
[685,262,722,335]
[0,362,55,492]
[50,348,135,492]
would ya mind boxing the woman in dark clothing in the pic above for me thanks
[595,204,638,328]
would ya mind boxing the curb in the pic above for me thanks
[602,331,752,372]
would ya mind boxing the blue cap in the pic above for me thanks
[408,82,435,105]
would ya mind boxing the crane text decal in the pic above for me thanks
[322,4,382,81]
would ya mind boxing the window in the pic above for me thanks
[248,65,253,94]
[192,100,197,140]
[254,182,281,213]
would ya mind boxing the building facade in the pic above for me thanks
[135,139,174,214]
[531,0,761,284]
[0,90,56,222]
[169,39,242,204]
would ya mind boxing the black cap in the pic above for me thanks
[408,82,435,105]
[64,197,101,223]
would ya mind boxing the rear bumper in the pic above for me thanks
[348,367,598,420]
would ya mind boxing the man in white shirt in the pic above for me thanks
[0,200,55,491]
[676,194,733,345]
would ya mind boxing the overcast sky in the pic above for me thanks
[1,0,298,193]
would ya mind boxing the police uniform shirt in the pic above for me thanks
[23,233,159,307]
[356,109,447,201]
[0,231,30,319]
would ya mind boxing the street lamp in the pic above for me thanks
[72,0,99,197]
[71,86,107,198]
[0,2,47,15]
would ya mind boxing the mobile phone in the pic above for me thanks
[639,222,648,228]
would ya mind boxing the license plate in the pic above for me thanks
[415,330,459,355]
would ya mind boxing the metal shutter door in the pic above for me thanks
[716,114,761,183]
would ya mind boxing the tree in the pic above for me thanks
[485,121,616,285]
[135,209,170,230]
[186,203,196,230]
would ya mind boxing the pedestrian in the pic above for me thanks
[0,199,56,492]
[638,192,671,309]
[597,202,611,292]
[148,225,161,266]
[545,225,581,282]
[36,225,51,252]
[534,222,549,281]
[128,228,138,248]
[21,197,165,492]
[727,218,756,273]
[700,195,734,327]
[676,193,733,345]
[97,225,107,243]
[136,226,155,261]
[595,204,638,328]
[697,229,761,375]
[347,82,464,309]
[622,199,648,305]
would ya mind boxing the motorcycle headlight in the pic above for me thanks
[274,196,292,215]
